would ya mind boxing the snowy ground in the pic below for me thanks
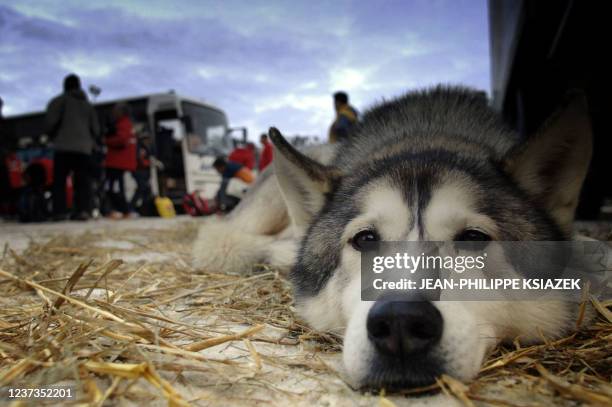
[1,217,609,406]
[0,216,462,406]
[0,216,191,253]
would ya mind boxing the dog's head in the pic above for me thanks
[269,90,592,391]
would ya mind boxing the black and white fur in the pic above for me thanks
[193,86,593,391]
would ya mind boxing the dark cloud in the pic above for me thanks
[0,0,490,138]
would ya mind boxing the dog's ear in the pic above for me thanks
[503,92,593,234]
[269,127,340,230]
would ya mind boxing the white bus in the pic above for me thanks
[3,92,240,210]
[97,92,240,204]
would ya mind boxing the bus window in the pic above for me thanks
[181,102,229,156]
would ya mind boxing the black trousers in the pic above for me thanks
[106,167,128,214]
[52,151,92,215]
[216,178,241,212]
[130,169,151,210]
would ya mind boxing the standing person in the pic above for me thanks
[130,134,152,214]
[104,103,136,219]
[328,91,358,144]
[228,142,255,170]
[258,133,273,172]
[0,96,10,217]
[45,74,100,221]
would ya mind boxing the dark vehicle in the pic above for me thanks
[489,0,611,219]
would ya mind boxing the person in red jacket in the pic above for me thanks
[104,104,136,219]
[228,142,255,170]
[258,133,273,172]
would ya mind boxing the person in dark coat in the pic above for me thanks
[130,134,152,213]
[328,91,358,143]
[45,74,100,221]
[104,103,136,219]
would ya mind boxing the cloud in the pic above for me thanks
[59,54,140,78]
[255,93,329,114]
[0,0,490,139]
[329,68,368,92]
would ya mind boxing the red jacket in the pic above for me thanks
[228,147,255,170]
[105,116,137,171]
[259,140,273,171]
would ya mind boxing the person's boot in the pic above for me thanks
[71,211,90,221]
[52,213,70,221]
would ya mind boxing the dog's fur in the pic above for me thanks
[193,86,593,391]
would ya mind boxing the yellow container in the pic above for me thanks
[155,196,176,218]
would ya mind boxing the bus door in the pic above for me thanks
[153,110,188,206]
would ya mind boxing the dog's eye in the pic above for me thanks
[455,229,491,241]
[454,229,491,251]
[350,230,380,251]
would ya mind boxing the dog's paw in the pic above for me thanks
[191,220,276,274]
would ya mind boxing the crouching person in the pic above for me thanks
[212,156,254,212]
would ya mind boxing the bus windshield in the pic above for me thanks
[181,102,229,156]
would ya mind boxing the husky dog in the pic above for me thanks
[193,87,593,390]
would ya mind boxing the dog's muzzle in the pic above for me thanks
[363,297,444,390]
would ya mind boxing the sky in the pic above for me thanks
[0,0,490,140]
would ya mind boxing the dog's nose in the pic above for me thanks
[367,300,443,357]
